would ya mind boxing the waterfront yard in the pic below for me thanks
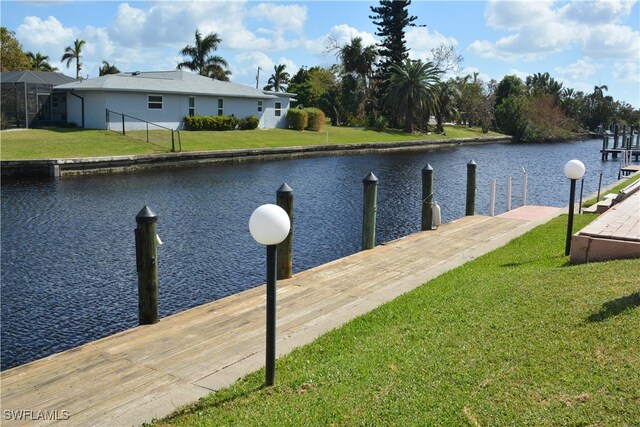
[153,214,639,426]
[0,125,505,160]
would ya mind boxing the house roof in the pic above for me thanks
[0,71,77,85]
[53,70,296,100]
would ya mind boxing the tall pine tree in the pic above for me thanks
[369,0,422,120]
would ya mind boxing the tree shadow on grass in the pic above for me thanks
[587,292,640,322]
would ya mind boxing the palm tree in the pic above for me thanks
[340,37,377,81]
[434,79,460,133]
[592,84,608,100]
[339,37,377,117]
[27,52,57,72]
[177,30,230,81]
[385,60,442,133]
[99,61,120,76]
[263,64,290,92]
[61,38,86,79]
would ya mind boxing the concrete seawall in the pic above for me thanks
[1,136,511,177]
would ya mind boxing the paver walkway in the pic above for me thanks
[0,207,562,427]
[571,191,640,263]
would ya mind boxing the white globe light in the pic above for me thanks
[564,159,586,180]
[249,204,291,245]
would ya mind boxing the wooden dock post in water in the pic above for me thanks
[613,124,619,158]
[362,172,378,250]
[135,206,159,325]
[465,160,477,216]
[421,164,434,231]
[276,183,294,280]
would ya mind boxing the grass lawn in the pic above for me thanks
[583,173,640,207]
[0,125,505,160]
[151,214,639,426]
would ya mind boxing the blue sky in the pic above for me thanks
[2,1,639,107]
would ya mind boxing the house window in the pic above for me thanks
[148,95,163,110]
[218,98,224,116]
[188,97,196,116]
[257,100,263,112]
[275,102,282,117]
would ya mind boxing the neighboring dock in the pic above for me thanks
[571,191,640,263]
[1,207,563,426]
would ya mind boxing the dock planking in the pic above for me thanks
[0,207,563,426]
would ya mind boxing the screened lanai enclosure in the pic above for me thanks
[1,71,76,129]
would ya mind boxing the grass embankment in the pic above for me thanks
[582,173,640,208]
[153,215,639,426]
[0,125,505,160]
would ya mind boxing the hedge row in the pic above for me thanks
[183,115,259,131]
[286,108,326,132]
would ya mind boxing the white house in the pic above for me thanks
[53,71,295,130]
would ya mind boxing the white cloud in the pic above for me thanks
[303,24,377,57]
[277,57,298,75]
[583,24,640,60]
[406,27,458,62]
[234,51,275,79]
[484,0,556,30]
[248,3,307,34]
[471,0,640,62]
[612,62,640,83]
[16,16,74,49]
[555,59,603,81]
[561,0,636,24]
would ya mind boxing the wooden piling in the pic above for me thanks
[362,172,378,250]
[135,206,159,325]
[465,160,477,216]
[613,124,619,158]
[489,178,496,217]
[276,183,294,280]
[421,164,434,231]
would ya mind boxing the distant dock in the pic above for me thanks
[599,125,640,161]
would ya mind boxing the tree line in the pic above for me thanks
[2,0,638,141]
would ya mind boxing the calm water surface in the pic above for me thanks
[0,139,624,369]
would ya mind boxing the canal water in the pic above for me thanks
[0,139,625,370]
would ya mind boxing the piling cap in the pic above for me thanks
[277,182,293,195]
[422,163,433,172]
[363,171,378,184]
[468,160,477,165]
[136,205,158,223]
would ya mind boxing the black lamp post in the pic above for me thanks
[249,204,291,386]
[564,159,586,256]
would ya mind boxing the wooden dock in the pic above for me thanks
[0,207,562,426]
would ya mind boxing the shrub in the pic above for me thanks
[374,116,388,132]
[238,115,259,130]
[183,115,239,131]
[305,108,325,132]
[287,109,308,131]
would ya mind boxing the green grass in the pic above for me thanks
[0,128,166,159]
[583,173,640,207]
[0,125,505,160]
[152,214,639,426]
